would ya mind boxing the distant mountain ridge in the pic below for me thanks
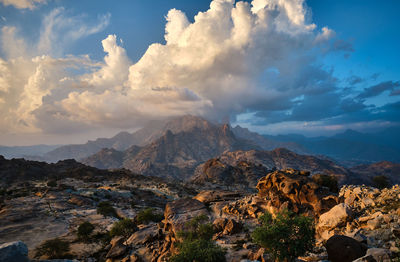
[2,116,399,167]
[264,127,400,166]
[83,118,261,179]
[0,145,61,159]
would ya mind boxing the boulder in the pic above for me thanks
[366,248,391,262]
[193,190,242,205]
[126,224,160,246]
[325,235,367,262]
[0,241,29,262]
[317,203,353,239]
[106,236,127,258]
[164,198,209,236]
[256,169,338,216]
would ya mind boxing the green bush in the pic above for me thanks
[372,175,390,189]
[110,218,137,239]
[312,174,339,193]
[34,238,71,259]
[170,214,226,262]
[252,210,315,262]
[135,208,163,224]
[97,201,119,218]
[77,221,95,241]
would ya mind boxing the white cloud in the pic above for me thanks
[1,0,356,138]
[0,0,46,9]
[38,8,110,56]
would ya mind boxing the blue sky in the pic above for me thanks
[0,0,399,145]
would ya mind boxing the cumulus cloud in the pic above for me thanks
[0,0,46,9]
[0,0,398,140]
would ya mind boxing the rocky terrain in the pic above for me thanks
[1,116,400,262]
[2,165,400,261]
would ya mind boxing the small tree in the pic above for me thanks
[97,201,119,218]
[34,238,70,259]
[135,208,163,224]
[252,210,315,262]
[312,174,339,193]
[77,221,95,241]
[110,218,137,239]
[372,175,390,189]
[170,214,226,262]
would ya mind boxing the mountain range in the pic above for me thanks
[1,115,399,186]
[265,127,400,166]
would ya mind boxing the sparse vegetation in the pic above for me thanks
[77,221,95,241]
[135,207,163,224]
[252,210,315,262]
[169,214,226,262]
[97,201,119,218]
[34,238,71,259]
[372,175,390,189]
[110,218,137,239]
[312,174,339,193]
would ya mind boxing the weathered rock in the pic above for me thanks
[163,198,209,235]
[126,224,160,246]
[366,248,391,262]
[212,218,242,235]
[325,235,367,262]
[223,219,242,235]
[352,255,377,262]
[68,195,93,206]
[317,203,353,239]
[191,158,268,189]
[106,236,127,259]
[0,241,29,262]
[256,169,339,216]
[193,190,242,205]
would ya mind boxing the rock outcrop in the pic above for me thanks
[317,203,354,240]
[256,169,339,216]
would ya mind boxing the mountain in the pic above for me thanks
[83,118,261,179]
[350,161,400,185]
[231,126,307,154]
[264,127,400,166]
[42,115,242,162]
[0,145,61,159]
[0,155,122,185]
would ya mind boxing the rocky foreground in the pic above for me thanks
[1,165,400,262]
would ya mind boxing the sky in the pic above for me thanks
[0,0,399,146]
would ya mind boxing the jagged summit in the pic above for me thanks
[83,116,260,179]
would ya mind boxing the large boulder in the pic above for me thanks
[193,190,243,205]
[317,203,353,240]
[325,235,367,262]
[0,241,29,262]
[163,198,209,236]
[256,169,339,216]
[126,224,160,246]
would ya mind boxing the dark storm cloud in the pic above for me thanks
[357,80,400,99]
